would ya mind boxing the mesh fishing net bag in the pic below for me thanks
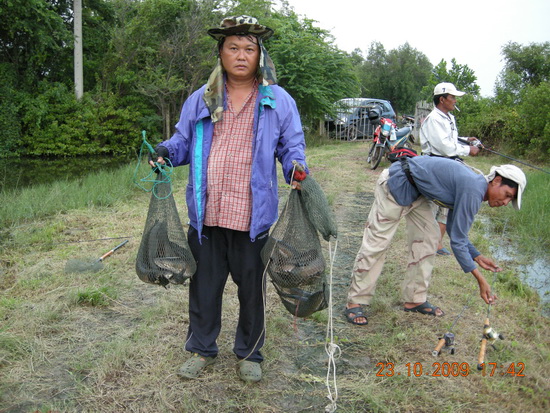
[136,172,196,287]
[299,175,338,242]
[261,175,337,318]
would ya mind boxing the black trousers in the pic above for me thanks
[186,225,268,362]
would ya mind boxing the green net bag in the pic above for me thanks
[299,176,338,241]
[136,172,196,287]
[262,175,337,317]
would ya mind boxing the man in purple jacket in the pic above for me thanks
[150,16,307,382]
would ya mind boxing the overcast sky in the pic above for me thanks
[283,0,549,97]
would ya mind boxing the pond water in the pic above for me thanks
[491,244,550,314]
[478,214,550,316]
[0,155,135,192]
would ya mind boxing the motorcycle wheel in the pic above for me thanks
[368,142,383,170]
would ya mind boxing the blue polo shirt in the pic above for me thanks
[387,157,488,273]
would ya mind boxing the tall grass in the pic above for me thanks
[504,171,549,253]
[0,161,189,229]
[459,155,550,257]
[481,168,550,256]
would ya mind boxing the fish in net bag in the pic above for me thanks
[136,172,196,287]
[261,175,337,318]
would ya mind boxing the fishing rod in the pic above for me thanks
[432,297,472,357]
[96,239,129,263]
[458,138,550,175]
[476,304,505,371]
[64,239,129,274]
[481,147,550,174]
[63,236,133,244]
[476,271,504,371]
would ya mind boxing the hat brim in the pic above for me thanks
[208,25,274,41]
[512,185,523,210]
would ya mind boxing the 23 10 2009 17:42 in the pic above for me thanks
[375,362,526,377]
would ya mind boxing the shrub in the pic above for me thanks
[513,81,550,161]
[0,64,22,154]
[457,88,549,163]
[16,83,161,157]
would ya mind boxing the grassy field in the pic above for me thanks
[1,141,548,412]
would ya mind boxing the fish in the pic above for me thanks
[277,285,328,318]
[136,219,196,286]
[267,240,325,288]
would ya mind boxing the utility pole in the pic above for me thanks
[74,0,83,99]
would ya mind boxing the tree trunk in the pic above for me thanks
[74,0,83,99]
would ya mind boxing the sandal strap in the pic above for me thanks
[343,306,368,325]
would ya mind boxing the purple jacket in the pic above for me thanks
[159,83,307,241]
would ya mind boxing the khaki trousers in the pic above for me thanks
[431,203,449,225]
[347,169,439,305]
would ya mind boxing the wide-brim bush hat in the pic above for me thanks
[207,15,274,41]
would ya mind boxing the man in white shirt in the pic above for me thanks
[420,82,480,255]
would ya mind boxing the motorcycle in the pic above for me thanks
[366,107,415,170]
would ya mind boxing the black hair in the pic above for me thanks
[494,172,519,201]
[433,93,449,106]
[495,172,519,190]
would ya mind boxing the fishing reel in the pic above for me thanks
[477,318,504,371]
[432,332,456,357]
[482,325,504,345]
[458,137,483,148]
[470,138,483,148]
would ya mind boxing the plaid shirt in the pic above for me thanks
[204,86,258,231]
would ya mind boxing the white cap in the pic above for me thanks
[434,82,465,97]
[486,165,527,210]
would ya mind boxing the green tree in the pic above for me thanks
[0,0,72,88]
[355,42,432,114]
[514,81,550,160]
[477,42,550,160]
[495,41,550,105]
[0,63,23,153]
[356,41,388,99]
[81,0,117,91]
[266,10,359,128]
[385,43,432,114]
[102,0,220,138]
[221,0,274,18]
[422,58,480,99]
[0,0,122,155]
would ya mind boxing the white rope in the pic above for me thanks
[242,174,297,361]
[324,238,341,413]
